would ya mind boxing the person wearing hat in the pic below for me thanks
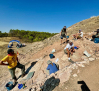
[64,40,75,62]
[60,26,67,45]
[73,30,83,40]
[92,29,99,41]
[46,60,58,75]
[0,49,26,83]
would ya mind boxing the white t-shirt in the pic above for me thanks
[79,32,83,37]
[64,43,74,50]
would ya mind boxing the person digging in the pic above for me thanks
[64,40,75,63]
[60,26,67,45]
[0,49,26,84]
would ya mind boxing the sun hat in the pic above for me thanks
[47,60,52,65]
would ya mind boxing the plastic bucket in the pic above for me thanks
[5,81,13,90]
[18,84,23,89]
[74,46,77,49]
[66,36,69,39]
[49,54,54,59]
[94,38,99,43]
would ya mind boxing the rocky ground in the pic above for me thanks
[0,32,99,91]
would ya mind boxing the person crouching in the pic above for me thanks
[64,40,75,62]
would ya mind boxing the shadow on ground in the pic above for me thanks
[77,81,90,91]
[41,76,60,91]
[25,61,38,74]
[17,61,37,80]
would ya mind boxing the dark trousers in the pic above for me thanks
[8,63,25,80]
[92,35,98,40]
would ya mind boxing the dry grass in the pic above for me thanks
[67,16,99,35]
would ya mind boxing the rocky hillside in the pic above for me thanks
[0,16,99,91]
[67,16,99,35]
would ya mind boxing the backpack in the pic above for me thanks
[61,29,66,35]
[41,76,60,91]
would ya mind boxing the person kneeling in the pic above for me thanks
[46,60,59,75]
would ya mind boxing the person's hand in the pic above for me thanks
[97,35,99,37]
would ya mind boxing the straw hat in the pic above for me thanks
[47,60,52,64]
[69,40,73,43]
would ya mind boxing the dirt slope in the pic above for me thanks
[0,16,99,91]
[54,59,99,91]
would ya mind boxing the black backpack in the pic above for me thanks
[41,76,60,91]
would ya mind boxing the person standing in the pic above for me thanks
[60,26,67,45]
[0,49,26,83]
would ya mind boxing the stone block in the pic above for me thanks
[73,74,78,77]
[89,58,95,61]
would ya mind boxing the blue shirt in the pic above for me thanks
[47,63,58,74]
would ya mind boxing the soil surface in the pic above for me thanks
[54,59,99,91]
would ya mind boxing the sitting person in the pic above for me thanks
[73,30,83,40]
[92,29,99,41]
[16,44,22,48]
[46,60,59,75]
[64,40,75,62]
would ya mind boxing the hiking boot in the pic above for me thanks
[21,73,26,78]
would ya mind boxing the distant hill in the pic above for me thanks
[0,30,58,42]
[67,16,99,35]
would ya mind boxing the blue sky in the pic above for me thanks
[0,0,99,33]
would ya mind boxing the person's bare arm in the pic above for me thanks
[65,31,67,35]
[0,61,9,66]
[66,48,70,52]
[96,35,99,37]
[72,47,75,51]
[60,31,62,36]
[77,33,81,35]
